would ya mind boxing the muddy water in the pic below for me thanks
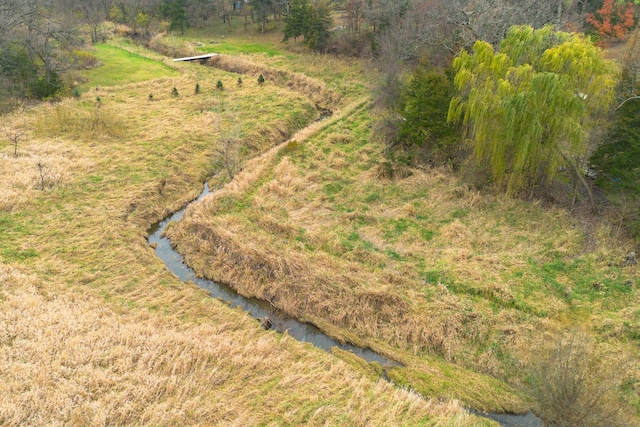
[147,182,545,427]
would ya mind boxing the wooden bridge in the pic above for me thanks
[173,53,218,62]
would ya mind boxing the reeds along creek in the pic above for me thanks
[149,184,545,427]
[148,182,399,368]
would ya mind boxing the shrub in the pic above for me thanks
[26,73,63,100]
[525,330,633,427]
[257,74,265,86]
[73,50,100,70]
[590,98,640,240]
[0,44,38,96]
[171,87,179,97]
[216,80,223,91]
[399,66,460,164]
[195,83,200,94]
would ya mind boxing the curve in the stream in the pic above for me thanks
[148,183,397,367]
[147,182,545,427]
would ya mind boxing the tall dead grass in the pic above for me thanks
[0,141,94,211]
[1,265,476,426]
[168,96,639,415]
[34,100,128,141]
[0,41,499,426]
[206,55,342,109]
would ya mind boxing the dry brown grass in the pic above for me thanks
[169,96,639,415]
[205,54,343,109]
[0,42,494,425]
[1,264,481,426]
[0,140,94,211]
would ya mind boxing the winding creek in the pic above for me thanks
[147,182,544,427]
[148,183,397,367]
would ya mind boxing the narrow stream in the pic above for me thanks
[148,183,396,367]
[470,410,543,427]
[147,182,544,427]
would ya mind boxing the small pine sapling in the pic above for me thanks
[237,77,243,86]
[172,87,179,97]
[258,74,265,86]
[195,83,200,94]
[216,80,224,91]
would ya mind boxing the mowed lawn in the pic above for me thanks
[79,43,179,90]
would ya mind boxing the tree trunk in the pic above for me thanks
[556,0,563,27]
[560,150,598,215]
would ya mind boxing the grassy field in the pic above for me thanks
[1,18,639,424]
[0,33,498,425]
[78,43,180,90]
[166,23,640,422]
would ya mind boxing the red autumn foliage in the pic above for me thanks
[586,0,635,41]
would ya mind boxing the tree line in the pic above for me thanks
[2,0,639,222]
[0,0,291,101]
[373,0,639,234]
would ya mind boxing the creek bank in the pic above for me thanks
[203,54,342,111]
[148,182,397,368]
[147,181,545,427]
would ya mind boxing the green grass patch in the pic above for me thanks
[451,208,470,219]
[387,365,526,414]
[179,22,287,57]
[197,40,285,57]
[1,248,38,262]
[79,44,179,90]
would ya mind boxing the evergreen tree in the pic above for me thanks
[400,66,458,161]
[283,0,309,42]
[448,25,617,209]
[160,0,188,34]
[303,0,333,51]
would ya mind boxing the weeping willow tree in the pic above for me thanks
[448,25,618,211]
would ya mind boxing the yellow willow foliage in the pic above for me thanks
[448,25,619,195]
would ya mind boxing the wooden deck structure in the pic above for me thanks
[172,53,218,62]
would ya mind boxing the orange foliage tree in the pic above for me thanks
[586,0,635,41]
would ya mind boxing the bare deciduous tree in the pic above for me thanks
[617,27,640,109]
[345,0,365,33]
[211,99,242,180]
[3,124,27,157]
[73,0,111,43]
[526,330,633,427]
[36,160,46,190]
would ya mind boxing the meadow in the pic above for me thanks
[0,20,638,425]
[0,32,495,425]
[167,23,640,422]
